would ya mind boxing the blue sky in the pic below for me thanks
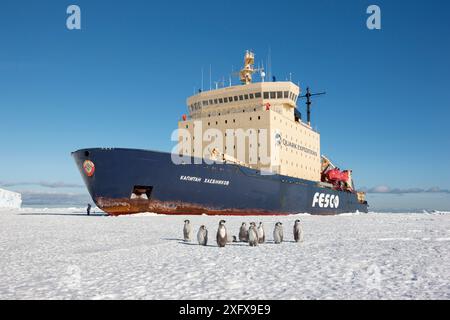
[0,0,449,210]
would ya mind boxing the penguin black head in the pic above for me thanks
[219,220,226,225]
[200,225,206,230]
[241,222,246,226]
[295,219,301,223]
[184,220,190,224]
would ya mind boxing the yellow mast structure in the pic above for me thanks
[239,50,256,84]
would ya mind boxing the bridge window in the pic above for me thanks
[284,91,289,98]
[255,92,262,98]
[214,99,218,104]
[234,96,238,101]
[249,93,254,99]
[270,92,276,99]
[219,98,223,103]
[209,99,213,104]
[224,97,228,103]
[263,92,269,99]
[239,95,244,100]
[277,91,282,99]
[244,94,249,100]
[229,96,233,102]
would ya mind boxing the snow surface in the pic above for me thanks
[0,208,449,300]
[0,188,22,209]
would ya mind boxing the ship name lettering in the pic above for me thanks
[203,178,230,186]
[180,175,202,182]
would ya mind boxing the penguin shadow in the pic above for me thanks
[261,240,302,245]
[161,237,185,242]
[228,242,252,247]
[160,238,218,248]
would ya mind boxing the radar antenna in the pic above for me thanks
[298,87,326,126]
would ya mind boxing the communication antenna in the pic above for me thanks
[201,67,204,91]
[209,64,212,91]
[298,87,326,126]
[214,78,226,89]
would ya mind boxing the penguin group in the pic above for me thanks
[182,219,304,247]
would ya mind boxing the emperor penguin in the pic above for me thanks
[216,220,228,247]
[273,222,284,244]
[197,225,208,246]
[248,222,259,247]
[293,219,304,243]
[239,222,248,242]
[183,220,193,242]
[257,222,265,244]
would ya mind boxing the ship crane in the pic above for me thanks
[298,87,326,126]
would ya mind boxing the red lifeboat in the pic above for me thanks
[326,168,342,181]
[326,169,350,183]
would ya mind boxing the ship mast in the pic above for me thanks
[239,50,256,84]
[299,87,326,126]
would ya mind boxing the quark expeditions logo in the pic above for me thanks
[275,132,282,146]
[83,160,95,177]
[312,192,340,208]
[282,139,318,157]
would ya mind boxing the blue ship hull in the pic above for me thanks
[72,148,369,216]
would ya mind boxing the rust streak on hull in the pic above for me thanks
[95,197,290,216]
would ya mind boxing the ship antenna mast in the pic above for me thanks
[239,50,256,84]
[230,51,265,85]
[299,87,326,126]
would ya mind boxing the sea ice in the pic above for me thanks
[0,208,449,300]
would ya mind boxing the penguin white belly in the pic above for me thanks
[248,230,257,242]
[258,228,264,238]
